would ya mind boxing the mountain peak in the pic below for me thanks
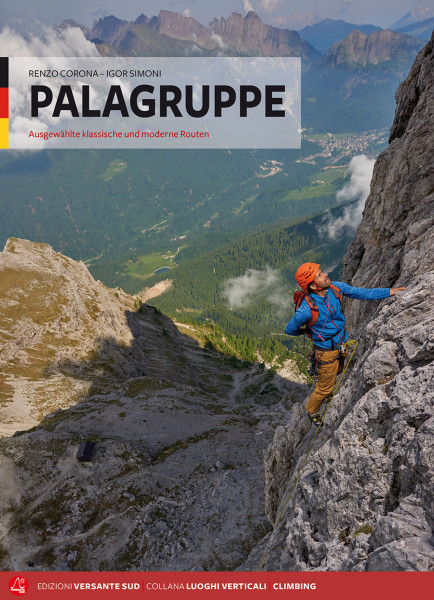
[325,29,368,66]
[91,15,132,44]
[346,28,367,39]
[210,10,320,61]
[324,28,424,67]
[68,9,321,62]
[245,10,261,20]
[298,18,381,54]
[134,14,149,25]
[390,5,434,29]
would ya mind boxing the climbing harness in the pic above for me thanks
[257,339,359,571]
[307,341,347,380]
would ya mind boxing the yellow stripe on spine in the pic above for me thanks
[0,118,8,148]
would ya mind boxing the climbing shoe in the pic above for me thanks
[308,413,322,428]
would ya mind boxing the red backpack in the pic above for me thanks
[293,284,342,328]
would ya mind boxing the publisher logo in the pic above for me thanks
[9,576,29,596]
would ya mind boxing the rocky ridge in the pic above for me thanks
[0,238,135,438]
[323,28,424,68]
[208,11,319,60]
[0,238,307,571]
[66,10,320,61]
[391,7,434,31]
[298,19,381,55]
[247,33,434,571]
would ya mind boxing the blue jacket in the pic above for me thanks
[285,281,391,349]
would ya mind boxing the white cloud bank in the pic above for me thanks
[0,22,98,57]
[210,33,226,49]
[222,266,287,310]
[318,154,375,239]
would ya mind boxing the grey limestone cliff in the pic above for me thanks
[252,33,434,571]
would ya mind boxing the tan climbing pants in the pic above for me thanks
[306,346,348,415]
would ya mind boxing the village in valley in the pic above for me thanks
[298,129,389,165]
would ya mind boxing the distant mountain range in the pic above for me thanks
[61,8,434,55]
[62,10,320,64]
[394,16,434,40]
[302,28,424,131]
[298,19,382,54]
[57,10,431,133]
[390,6,434,30]
[61,9,426,66]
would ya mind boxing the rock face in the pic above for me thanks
[210,11,319,61]
[252,33,434,572]
[150,9,209,44]
[148,10,320,60]
[90,16,133,45]
[0,238,135,438]
[0,239,307,571]
[299,19,381,55]
[344,31,434,331]
[86,10,320,61]
[302,27,425,117]
[324,29,424,68]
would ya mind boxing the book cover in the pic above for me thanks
[0,1,432,597]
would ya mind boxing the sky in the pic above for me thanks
[0,0,432,30]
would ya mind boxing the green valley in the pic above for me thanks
[144,206,355,343]
[123,251,179,280]
[0,131,383,295]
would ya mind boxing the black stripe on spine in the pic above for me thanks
[0,57,8,88]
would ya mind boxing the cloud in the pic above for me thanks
[270,12,322,30]
[210,33,226,49]
[259,0,283,13]
[318,154,375,239]
[0,21,98,57]
[222,266,287,311]
[183,9,192,18]
[243,1,255,14]
[187,43,203,55]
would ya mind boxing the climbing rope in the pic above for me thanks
[257,339,359,571]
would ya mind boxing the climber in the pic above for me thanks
[285,262,406,427]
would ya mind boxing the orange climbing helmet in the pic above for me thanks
[295,262,320,290]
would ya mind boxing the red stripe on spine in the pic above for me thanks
[0,87,8,118]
